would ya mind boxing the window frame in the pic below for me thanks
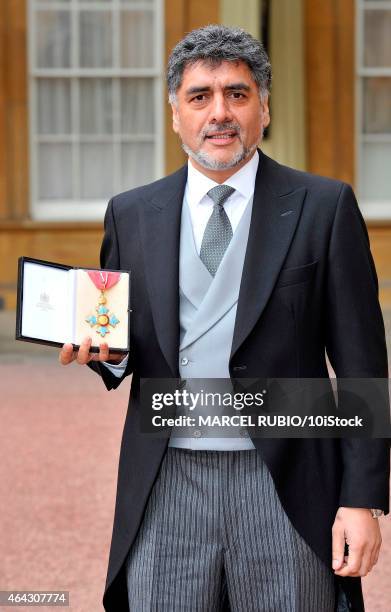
[356,0,391,220]
[28,0,165,221]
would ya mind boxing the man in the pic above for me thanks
[60,26,389,611]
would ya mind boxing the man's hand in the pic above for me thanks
[332,507,382,577]
[59,336,124,365]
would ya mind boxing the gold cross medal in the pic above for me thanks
[85,270,120,338]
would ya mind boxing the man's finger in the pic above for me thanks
[370,536,382,567]
[98,343,110,362]
[335,544,364,577]
[358,549,374,577]
[76,337,93,364]
[59,343,76,365]
[332,524,346,570]
[372,545,381,567]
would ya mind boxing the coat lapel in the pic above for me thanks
[138,165,188,377]
[231,151,307,358]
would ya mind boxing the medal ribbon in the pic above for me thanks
[87,270,121,290]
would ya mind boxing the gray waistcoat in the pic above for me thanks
[168,194,256,450]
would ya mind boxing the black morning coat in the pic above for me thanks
[89,150,389,612]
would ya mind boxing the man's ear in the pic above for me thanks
[261,95,270,129]
[171,102,180,134]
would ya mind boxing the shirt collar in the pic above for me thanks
[186,149,259,205]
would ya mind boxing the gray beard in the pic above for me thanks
[181,140,259,171]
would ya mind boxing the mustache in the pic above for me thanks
[201,123,241,139]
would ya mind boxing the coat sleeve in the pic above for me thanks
[88,198,134,390]
[325,183,390,513]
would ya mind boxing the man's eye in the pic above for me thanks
[192,94,207,102]
[230,92,245,99]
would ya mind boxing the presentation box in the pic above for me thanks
[16,257,130,353]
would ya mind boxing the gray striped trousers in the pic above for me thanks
[125,448,335,611]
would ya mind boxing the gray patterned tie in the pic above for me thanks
[200,184,235,276]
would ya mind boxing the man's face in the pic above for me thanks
[170,60,270,178]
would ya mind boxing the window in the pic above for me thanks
[29,0,164,220]
[356,0,391,219]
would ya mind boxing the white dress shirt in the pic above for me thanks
[186,150,259,254]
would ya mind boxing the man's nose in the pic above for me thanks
[209,94,232,123]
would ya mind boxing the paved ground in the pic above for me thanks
[0,311,390,611]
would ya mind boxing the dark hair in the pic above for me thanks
[167,24,272,102]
